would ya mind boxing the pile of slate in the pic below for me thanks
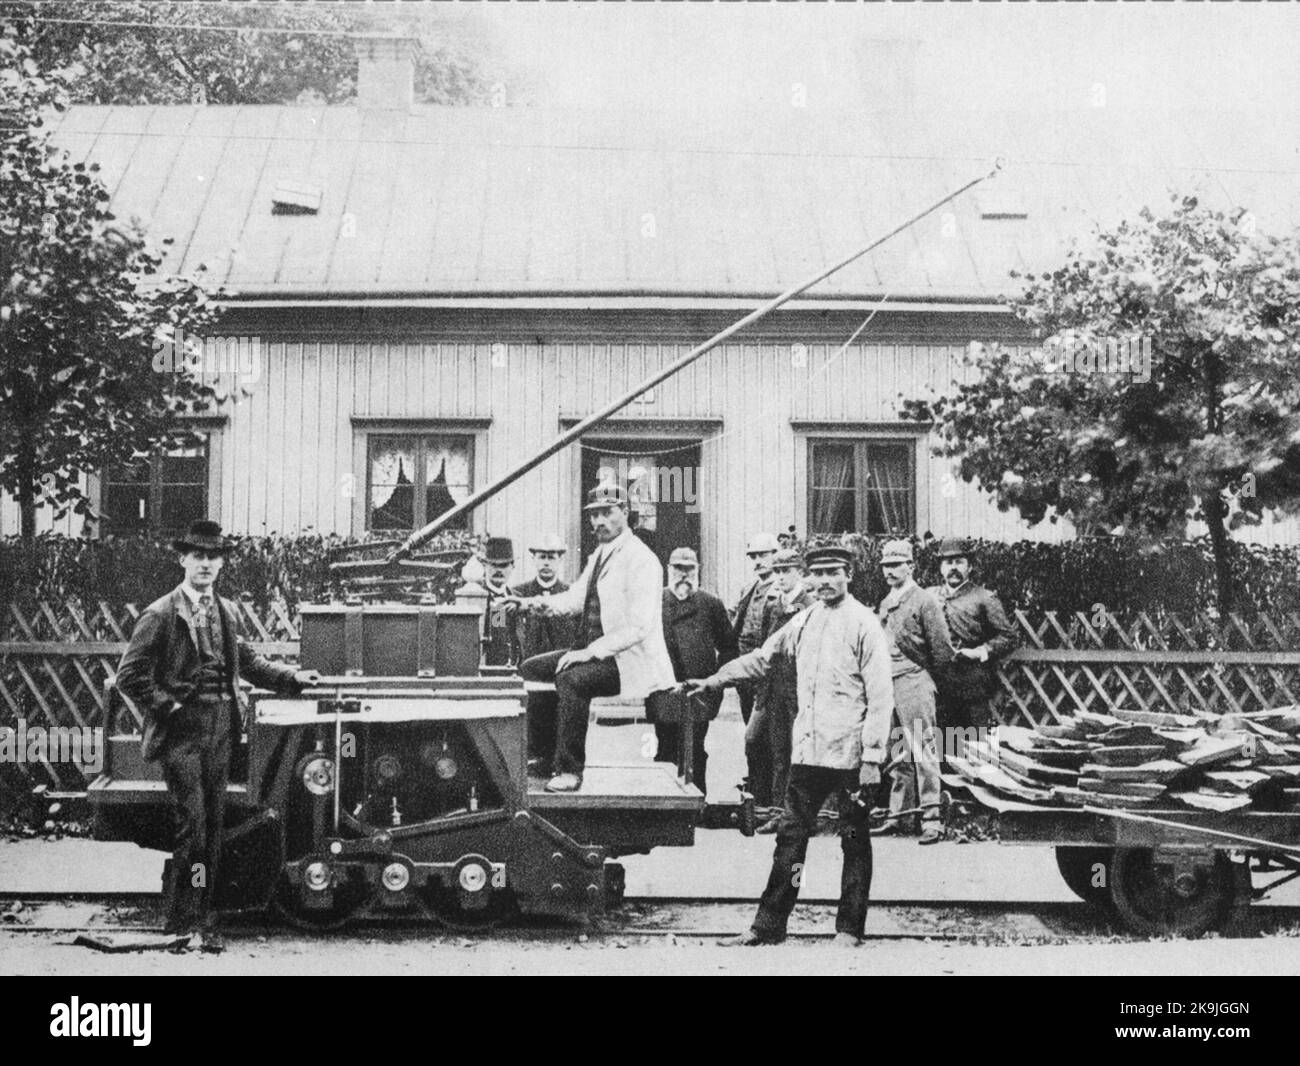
[948,706,1300,812]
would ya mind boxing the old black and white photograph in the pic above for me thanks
[1,0,1298,1010]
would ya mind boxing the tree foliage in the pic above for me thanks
[0,31,219,542]
[0,1,512,106]
[901,195,1300,612]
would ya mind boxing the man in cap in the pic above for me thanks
[926,537,1018,745]
[116,520,320,950]
[509,534,574,773]
[657,547,738,795]
[480,537,517,667]
[748,547,818,832]
[730,532,780,800]
[514,484,676,792]
[685,544,893,947]
[877,539,955,845]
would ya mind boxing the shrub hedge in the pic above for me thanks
[2,532,1298,622]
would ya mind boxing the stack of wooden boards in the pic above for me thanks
[948,706,1300,813]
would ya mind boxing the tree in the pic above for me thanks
[0,1,513,106]
[0,32,219,543]
[901,195,1300,615]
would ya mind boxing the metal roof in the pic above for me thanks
[47,104,1300,303]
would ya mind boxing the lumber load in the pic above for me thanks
[1177,734,1252,768]
[1171,790,1253,813]
[1079,759,1188,784]
[1090,745,1168,766]
[1202,770,1271,792]
[947,709,1300,816]
[1077,777,1169,800]
[1110,707,1208,729]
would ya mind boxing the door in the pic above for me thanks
[579,439,702,574]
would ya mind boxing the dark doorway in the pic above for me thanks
[580,439,702,574]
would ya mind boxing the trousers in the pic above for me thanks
[744,691,795,809]
[752,765,874,939]
[654,720,710,796]
[888,669,941,825]
[519,650,621,775]
[159,695,234,934]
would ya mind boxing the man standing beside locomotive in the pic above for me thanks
[657,547,738,795]
[684,544,894,947]
[510,534,574,775]
[876,539,955,845]
[926,537,1019,750]
[730,532,780,805]
[513,484,675,793]
[116,520,319,951]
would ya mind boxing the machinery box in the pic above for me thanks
[298,603,483,677]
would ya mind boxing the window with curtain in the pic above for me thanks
[366,434,473,531]
[808,439,915,535]
[102,433,210,536]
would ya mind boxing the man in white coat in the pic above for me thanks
[514,483,675,792]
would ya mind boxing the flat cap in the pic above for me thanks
[934,536,975,559]
[772,548,804,569]
[804,544,854,570]
[668,547,699,568]
[584,482,629,510]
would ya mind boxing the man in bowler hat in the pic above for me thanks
[116,520,319,950]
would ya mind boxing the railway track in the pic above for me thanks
[3,892,1300,942]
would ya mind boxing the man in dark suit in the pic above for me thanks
[657,547,739,795]
[116,520,318,951]
[731,533,780,800]
[480,537,518,668]
[749,548,818,831]
[925,537,1019,745]
[509,534,574,774]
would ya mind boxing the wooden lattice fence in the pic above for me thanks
[3,601,1299,792]
[0,600,299,791]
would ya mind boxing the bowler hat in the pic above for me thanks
[668,547,699,568]
[880,539,915,565]
[481,537,515,565]
[804,544,854,570]
[934,536,974,559]
[745,532,780,555]
[584,483,629,510]
[172,519,234,555]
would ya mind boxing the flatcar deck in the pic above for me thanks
[528,761,703,810]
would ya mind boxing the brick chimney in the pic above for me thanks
[353,34,416,110]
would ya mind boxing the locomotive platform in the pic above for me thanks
[527,761,703,810]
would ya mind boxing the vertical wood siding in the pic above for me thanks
[9,334,1297,602]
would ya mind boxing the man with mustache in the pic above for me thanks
[685,544,893,947]
[925,537,1018,748]
[116,520,319,951]
[656,547,738,795]
[730,532,780,804]
[509,534,574,775]
[746,547,818,832]
[877,539,955,845]
[480,537,518,668]
[514,483,675,792]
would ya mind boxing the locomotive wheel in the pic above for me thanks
[1054,846,1112,907]
[419,886,519,932]
[271,871,377,932]
[1108,847,1239,938]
